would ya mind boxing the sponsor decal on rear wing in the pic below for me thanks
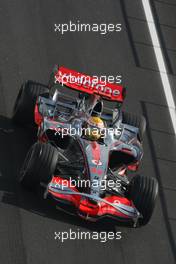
[54,66,125,102]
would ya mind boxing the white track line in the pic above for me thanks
[141,0,176,134]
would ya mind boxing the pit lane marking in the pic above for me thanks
[142,0,176,134]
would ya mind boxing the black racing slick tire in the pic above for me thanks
[48,64,59,89]
[19,142,58,190]
[13,80,49,126]
[128,175,158,226]
[122,111,146,141]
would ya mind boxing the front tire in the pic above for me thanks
[128,175,158,226]
[19,142,59,190]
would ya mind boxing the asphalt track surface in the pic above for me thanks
[0,1,176,264]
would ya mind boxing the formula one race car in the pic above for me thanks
[13,66,158,227]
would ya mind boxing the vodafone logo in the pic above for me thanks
[92,160,102,166]
[113,200,120,205]
[81,78,120,97]
[55,71,121,98]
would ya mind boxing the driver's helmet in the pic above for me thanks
[83,116,105,141]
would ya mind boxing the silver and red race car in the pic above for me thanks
[13,66,158,227]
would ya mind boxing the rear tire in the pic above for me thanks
[128,175,158,226]
[48,64,59,88]
[13,80,49,126]
[19,142,58,190]
[122,111,146,141]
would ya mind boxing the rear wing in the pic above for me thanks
[54,66,126,102]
